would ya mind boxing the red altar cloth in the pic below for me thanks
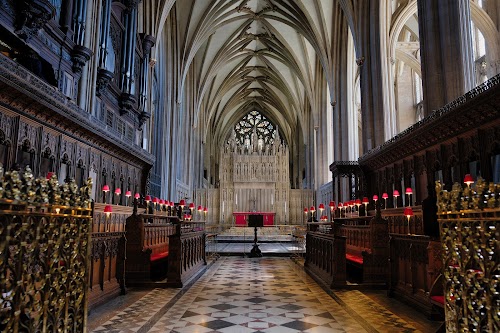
[233,212,275,226]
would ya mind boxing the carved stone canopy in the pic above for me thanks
[330,161,363,178]
[71,45,93,75]
[141,34,156,57]
[138,111,150,130]
[96,68,114,97]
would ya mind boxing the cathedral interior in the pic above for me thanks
[0,0,499,332]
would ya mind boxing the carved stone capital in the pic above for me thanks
[96,68,114,96]
[15,0,55,41]
[141,34,156,57]
[71,45,93,75]
[356,56,365,67]
[119,93,137,116]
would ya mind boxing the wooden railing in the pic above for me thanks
[167,221,207,287]
[305,222,346,288]
[388,234,442,318]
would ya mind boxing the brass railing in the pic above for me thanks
[0,167,92,332]
[437,179,499,332]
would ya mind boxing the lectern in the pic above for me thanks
[248,214,263,257]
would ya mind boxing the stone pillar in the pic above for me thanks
[482,0,500,78]
[357,0,386,152]
[418,0,475,115]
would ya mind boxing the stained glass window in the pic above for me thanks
[234,110,276,145]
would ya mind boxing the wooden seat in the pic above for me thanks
[428,271,445,321]
[345,252,364,266]
[150,251,169,262]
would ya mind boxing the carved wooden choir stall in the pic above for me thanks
[125,207,207,287]
[306,74,500,323]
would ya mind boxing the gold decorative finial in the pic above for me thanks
[0,168,93,208]
[436,177,500,214]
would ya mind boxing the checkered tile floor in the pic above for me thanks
[89,257,440,332]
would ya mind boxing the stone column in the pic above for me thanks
[356,0,386,152]
[418,0,475,115]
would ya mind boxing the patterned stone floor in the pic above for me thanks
[88,257,442,333]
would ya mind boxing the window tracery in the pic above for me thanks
[234,110,276,146]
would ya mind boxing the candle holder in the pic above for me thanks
[464,174,474,188]
[382,193,388,209]
[362,197,369,216]
[405,188,413,206]
[393,190,400,208]
[102,184,110,203]
[404,207,413,235]
[197,205,203,219]
[355,199,361,216]
[114,188,121,205]
[310,206,316,221]
[125,190,131,205]
[329,201,336,221]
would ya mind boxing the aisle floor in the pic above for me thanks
[88,257,442,333]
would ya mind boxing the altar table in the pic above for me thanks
[233,212,275,226]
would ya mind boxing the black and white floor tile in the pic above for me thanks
[89,257,440,333]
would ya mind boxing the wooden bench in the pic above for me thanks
[335,213,389,285]
[125,212,176,285]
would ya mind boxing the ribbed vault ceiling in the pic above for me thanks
[174,0,339,148]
